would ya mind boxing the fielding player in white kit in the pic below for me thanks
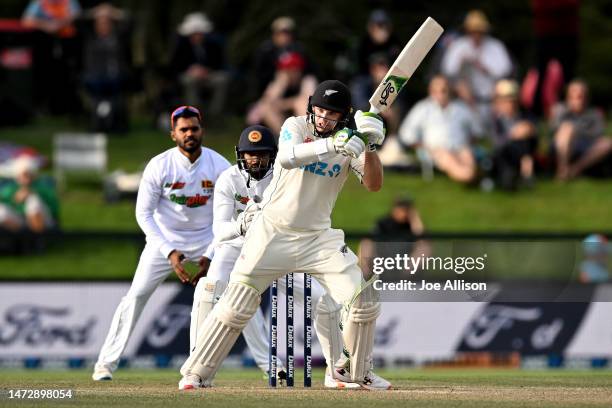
[92,106,230,381]
[190,124,350,388]
[180,80,391,390]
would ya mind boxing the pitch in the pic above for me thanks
[1,368,611,407]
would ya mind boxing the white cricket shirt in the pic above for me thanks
[260,116,364,231]
[135,146,230,258]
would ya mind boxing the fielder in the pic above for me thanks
[92,106,230,381]
[190,125,351,388]
[180,80,391,390]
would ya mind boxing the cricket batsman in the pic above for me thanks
[92,106,230,381]
[190,124,353,388]
[180,80,391,390]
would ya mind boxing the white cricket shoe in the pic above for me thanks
[333,367,392,390]
[324,372,362,389]
[92,363,113,381]
[178,374,202,390]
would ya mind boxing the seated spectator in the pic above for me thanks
[22,0,82,115]
[359,196,430,278]
[82,3,132,132]
[169,12,229,116]
[0,156,58,233]
[246,51,317,134]
[399,75,480,183]
[441,10,512,120]
[551,79,612,180]
[490,79,538,190]
[252,17,313,97]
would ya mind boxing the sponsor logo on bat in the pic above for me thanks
[378,75,408,106]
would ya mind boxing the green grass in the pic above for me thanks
[0,368,611,407]
[0,116,611,280]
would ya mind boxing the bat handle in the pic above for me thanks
[369,105,381,115]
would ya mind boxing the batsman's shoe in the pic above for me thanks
[324,373,361,389]
[333,367,392,391]
[178,373,203,390]
[92,364,113,381]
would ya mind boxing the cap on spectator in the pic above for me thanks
[276,51,305,71]
[271,16,295,33]
[369,9,391,25]
[463,10,490,33]
[495,79,519,99]
[13,155,38,177]
[178,12,213,36]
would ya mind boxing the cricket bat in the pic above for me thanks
[369,17,444,114]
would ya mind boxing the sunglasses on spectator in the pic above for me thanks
[171,106,201,127]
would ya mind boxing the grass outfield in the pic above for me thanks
[0,368,611,407]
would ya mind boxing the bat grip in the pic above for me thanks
[369,105,381,114]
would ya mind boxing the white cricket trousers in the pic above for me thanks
[201,243,326,373]
[95,242,208,370]
[231,214,363,305]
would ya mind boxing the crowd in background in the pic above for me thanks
[9,1,609,192]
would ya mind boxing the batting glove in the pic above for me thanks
[331,128,352,154]
[342,131,367,158]
[354,110,386,148]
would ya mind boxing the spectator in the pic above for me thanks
[551,80,612,180]
[22,0,82,115]
[351,53,400,133]
[0,156,58,233]
[169,12,229,116]
[252,17,312,97]
[82,3,132,132]
[355,10,402,77]
[441,10,512,119]
[246,51,317,134]
[490,79,538,190]
[359,196,430,278]
[351,53,408,167]
[523,0,580,117]
[399,75,480,183]
[579,234,609,283]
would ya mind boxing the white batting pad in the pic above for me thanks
[315,294,344,368]
[190,277,228,353]
[341,283,381,381]
[181,282,260,380]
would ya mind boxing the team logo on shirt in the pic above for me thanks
[304,137,313,143]
[170,193,210,208]
[234,193,250,205]
[201,180,215,194]
[300,161,342,178]
[248,130,262,142]
[164,181,185,190]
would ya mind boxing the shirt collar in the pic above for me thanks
[174,147,203,170]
